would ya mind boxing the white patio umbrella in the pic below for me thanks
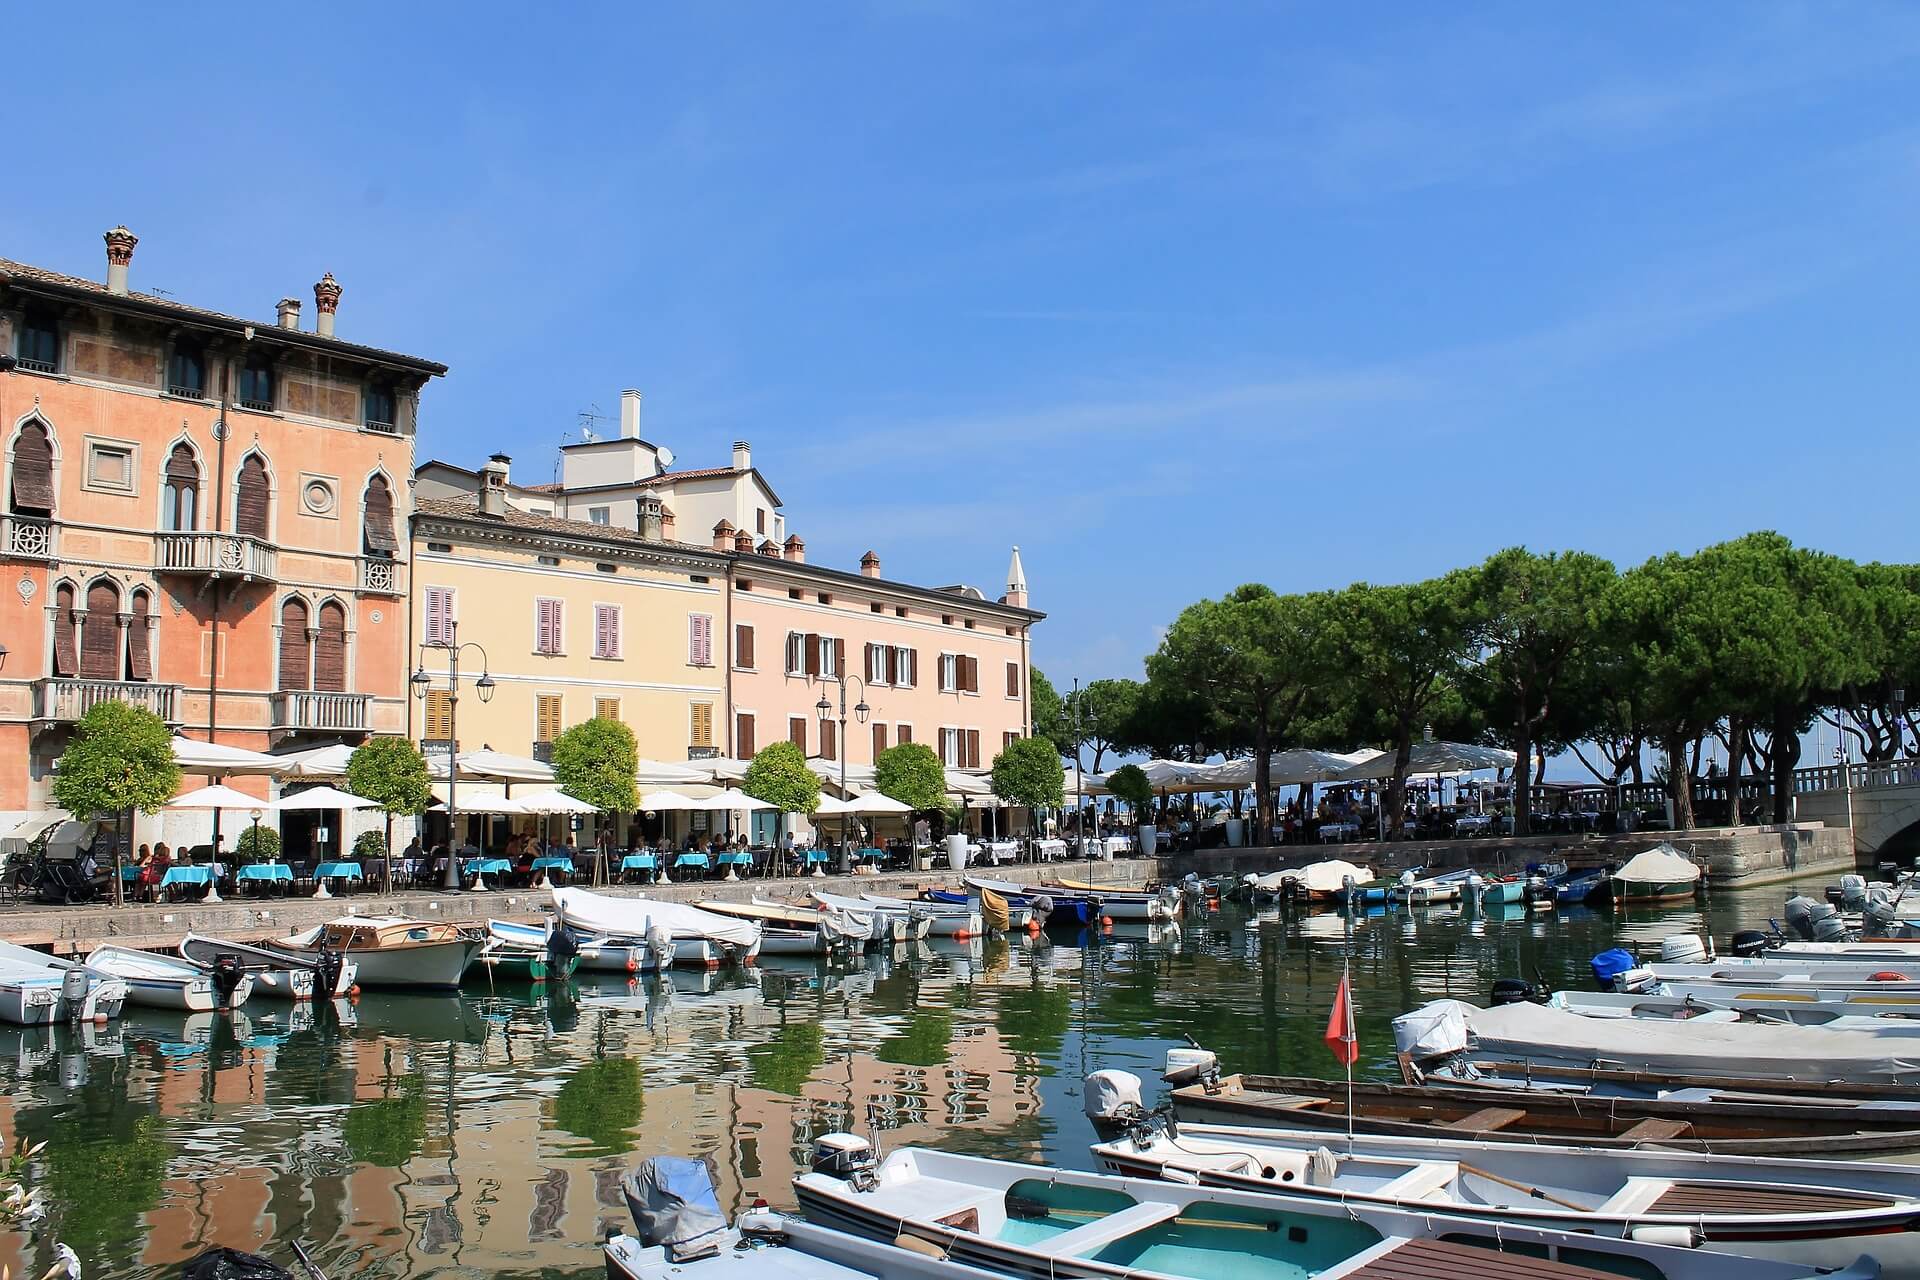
[513,789,599,815]
[638,790,703,812]
[709,791,777,812]
[815,792,912,816]
[164,784,270,902]
[169,736,285,775]
[271,743,359,777]
[448,749,554,781]
[636,758,711,786]
[268,785,377,812]
[1330,741,1516,781]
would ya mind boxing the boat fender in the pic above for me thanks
[1870,971,1909,982]
[1161,1168,1200,1186]
[1084,1069,1144,1122]
[1629,1225,1698,1249]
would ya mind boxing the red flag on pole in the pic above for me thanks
[1325,974,1359,1066]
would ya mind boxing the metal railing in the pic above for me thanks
[364,419,398,435]
[14,358,56,375]
[156,531,277,580]
[166,384,208,401]
[272,690,370,733]
[239,398,275,412]
[35,678,179,723]
[2,515,55,559]
[360,557,399,594]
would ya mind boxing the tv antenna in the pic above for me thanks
[576,404,611,443]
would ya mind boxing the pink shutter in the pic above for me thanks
[536,599,561,654]
[424,587,451,645]
[699,615,712,665]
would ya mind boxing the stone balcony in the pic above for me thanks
[271,690,371,734]
[2,515,57,560]
[359,556,401,596]
[34,678,181,725]
[156,531,278,586]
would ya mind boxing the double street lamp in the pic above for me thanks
[815,674,870,868]
[411,619,495,890]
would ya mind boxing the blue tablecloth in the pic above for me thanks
[315,862,364,880]
[531,856,574,873]
[716,852,752,867]
[804,850,831,865]
[161,866,212,887]
[236,864,293,883]
[856,847,887,861]
[464,858,511,875]
[121,865,143,882]
[673,853,710,869]
[621,853,658,871]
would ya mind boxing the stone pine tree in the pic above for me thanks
[742,741,820,866]
[346,736,434,894]
[550,717,639,885]
[51,701,181,906]
[989,737,1065,838]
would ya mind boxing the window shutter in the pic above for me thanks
[736,713,755,758]
[834,638,846,678]
[536,694,562,743]
[789,717,807,750]
[905,648,916,688]
[864,643,875,683]
[595,697,621,721]
[536,598,561,654]
[234,455,270,541]
[1007,662,1019,698]
[424,587,453,646]
[690,614,713,666]
[80,581,120,679]
[963,656,978,693]
[314,601,348,692]
[884,645,898,685]
[279,599,311,691]
[805,633,821,677]
[52,584,76,676]
[967,729,981,769]
[691,702,713,747]
[897,724,912,744]
[821,719,836,761]
[425,689,452,739]
[126,595,153,681]
[362,475,397,554]
[872,723,888,758]
[10,422,54,514]
[736,624,754,669]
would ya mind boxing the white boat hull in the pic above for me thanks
[290,938,480,990]
[0,978,60,1026]
[759,928,828,956]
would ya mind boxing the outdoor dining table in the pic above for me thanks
[120,865,142,882]
[235,863,294,894]
[803,849,832,874]
[1319,821,1360,843]
[672,853,710,874]
[161,865,213,889]
[715,851,753,879]
[620,853,658,881]
[1033,838,1068,860]
[981,840,1019,864]
[464,857,511,890]
[1454,815,1494,836]
[531,855,573,878]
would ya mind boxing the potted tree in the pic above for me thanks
[875,743,947,871]
[346,736,434,894]
[742,741,821,874]
[551,718,640,884]
[1106,763,1155,856]
[989,737,1065,860]
[50,701,181,907]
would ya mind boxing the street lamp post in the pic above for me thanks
[412,620,496,891]
[814,674,870,872]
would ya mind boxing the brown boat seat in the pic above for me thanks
[1440,1106,1528,1133]
[1240,1090,1334,1111]
[1615,1118,1692,1143]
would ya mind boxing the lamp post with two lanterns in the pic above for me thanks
[815,674,870,870]
[410,619,495,891]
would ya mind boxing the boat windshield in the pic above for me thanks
[999,1178,1134,1246]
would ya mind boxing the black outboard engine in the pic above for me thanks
[210,954,246,1007]
[1729,929,1771,958]
[1489,977,1539,1006]
[547,921,579,966]
[313,945,344,998]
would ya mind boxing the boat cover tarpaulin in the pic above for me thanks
[621,1156,728,1261]
[551,887,760,949]
[1611,845,1701,885]
[1292,860,1373,893]
[1458,998,1920,1084]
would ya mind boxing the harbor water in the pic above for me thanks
[0,879,1827,1280]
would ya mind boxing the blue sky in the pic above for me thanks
[7,4,1920,691]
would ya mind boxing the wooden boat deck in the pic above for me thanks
[1341,1238,1619,1279]
[1647,1182,1894,1215]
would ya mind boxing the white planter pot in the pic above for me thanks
[945,834,968,871]
[1225,819,1245,848]
[1139,825,1159,857]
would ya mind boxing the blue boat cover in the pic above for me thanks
[623,1156,728,1261]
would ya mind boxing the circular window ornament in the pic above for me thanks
[302,479,336,516]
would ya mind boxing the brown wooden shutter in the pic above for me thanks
[234,455,270,540]
[789,717,807,750]
[79,581,119,679]
[126,593,153,681]
[1007,662,1019,698]
[52,584,76,676]
[279,599,310,691]
[362,475,397,554]
[906,648,918,688]
[834,638,846,678]
[962,656,979,693]
[166,444,200,486]
[820,719,836,760]
[691,702,714,747]
[872,723,888,758]
[736,713,755,758]
[425,689,453,739]
[965,729,981,769]
[10,422,53,514]
[595,697,621,721]
[735,624,754,669]
[897,724,912,744]
[314,601,348,692]
[536,694,563,743]
[804,633,820,677]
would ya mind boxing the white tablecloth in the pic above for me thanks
[1455,815,1494,836]
[1103,836,1132,857]
[1319,822,1359,843]
[1034,838,1068,860]
[981,840,1019,864]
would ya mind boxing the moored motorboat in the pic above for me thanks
[86,944,253,1012]
[1280,860,1373,904]
[805,890,933,941]
[469,918,580,983]
[1390,868,1465,905]
[553,887,762,966]
[696,898,866,951]
[1046,878,1174,922]
[0,939,129,1022]
[1553,866,1609,905]
[966,876,1089,926]
[1547,986,1920,1029]
[923,887,1036,931]
[179,932,356,1000]
[279,917,484,990]
[1479,875,1525,905]
[860,891,983,937]
[0,954,71,1026]
[1611,843,1703,903]
[1094,1112,1920,1274]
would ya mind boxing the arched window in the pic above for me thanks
[239,358,275,412]
[51,583,77,677]
[166,341,206,400]
[15,308,58,373]
[163,444,199,531]
[278,598,310,692]
[234,455,270,541]
[314,601,348,693]
[362,475,396,559]
[10,420,54,516]
[126,590,153,682]
[79,581,120,680]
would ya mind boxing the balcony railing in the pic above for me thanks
[14,358,56,375]
[360,556,400,595]
[272,690,370,734]
[2,515,55,560]
[239,398,275,413]
[35,678,180,724]
[166,384,208,401]
[156,531,277,582]
[364,419,398,435]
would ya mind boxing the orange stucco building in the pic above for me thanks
[0,229,444,813]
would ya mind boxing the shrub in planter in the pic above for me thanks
[235,825,281,864]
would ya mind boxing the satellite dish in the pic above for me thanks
[656,446,675,469]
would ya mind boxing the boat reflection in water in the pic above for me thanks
[0,877,1828,1280]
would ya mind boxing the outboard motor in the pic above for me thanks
[1591,947,1636,990]
[1728,929,1771,958]
[1659,934,1709,965]
[60,966,89,1020]
[1163,1047,1218,1087]
[1803,900,1849,942]
[1028,894,1055,925]
[210,954,246,1007]
[1866,888,1900,938]
[547,920,579,967]
[1783,895,1823,941]
[1839,874,1870,911]
[313,945,345,998]
[1489,977,1539,1006]
[1084,1069,1146,1128]
[810,1133,878,1189]
[645,924,676,973]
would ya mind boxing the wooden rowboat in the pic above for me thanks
[1169,1071,1920,1156]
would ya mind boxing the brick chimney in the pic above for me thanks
[661,507,676,539]
[732,440,751,471]
[276,297,302,330]
[479,454,511,517]
[734,530,755,554]
[711,520,735,551]
[313,272,342,338]
[636,495,664,541]
[758,539,780,557]
[860,550,881,578]
[103,226,137,295]
[783,534,805,564]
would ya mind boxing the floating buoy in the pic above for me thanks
[952,930,972,941]
[1025,920,1041,934]
[1102,915,1114,927]
[1870,971,1909,982]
